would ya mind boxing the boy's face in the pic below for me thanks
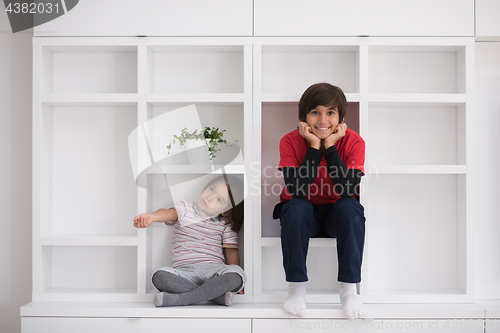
[305,105,341,140]
[198,181,230,216]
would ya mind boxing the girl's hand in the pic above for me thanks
[133,213,154,228]
[298,122,321,150]
[324,123,347,149]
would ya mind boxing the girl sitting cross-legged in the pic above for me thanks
[133,175,245,307]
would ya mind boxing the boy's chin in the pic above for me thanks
[314,133,333,140]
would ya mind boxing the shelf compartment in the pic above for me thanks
[261,45,358,95]
[368,105,463,165]
[145,103,245,168]
[39,246,137,295]
[261,246,339,293]
[41,46,137,94]
[260,102,360,238]
[43,105,138,236]
[369,46,466,94]
[148,45,244,94]
[367,174,469,298]
[144,172,248,294]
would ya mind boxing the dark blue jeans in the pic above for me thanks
[280,197,365,283]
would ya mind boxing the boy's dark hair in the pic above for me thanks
[298,83,347,122]
[203,175,244,232]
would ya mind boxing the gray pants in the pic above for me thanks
[154,263,246,293]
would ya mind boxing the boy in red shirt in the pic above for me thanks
[274,83,366,320]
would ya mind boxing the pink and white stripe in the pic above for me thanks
[170,201,238,268]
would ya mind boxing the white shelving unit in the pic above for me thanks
[253,37,475,303]
[32,36,474,305]
[32,37,253,302]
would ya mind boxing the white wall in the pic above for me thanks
[0,11,33,333]
[474,42,500,299]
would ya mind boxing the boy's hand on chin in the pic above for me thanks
[298,122,321,149]
[325,123,347,148]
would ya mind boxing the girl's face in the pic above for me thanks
[198,181,230,216]
[305,105,341,140]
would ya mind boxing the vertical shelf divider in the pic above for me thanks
[242,43,254,301]
[358,44,370,297]
[137,43,148,296]
[252,44,263,298]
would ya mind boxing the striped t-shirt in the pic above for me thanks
[169,201,238,268]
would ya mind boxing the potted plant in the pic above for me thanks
[166,126,237,162]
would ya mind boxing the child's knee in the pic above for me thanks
[224,266,246,289]
[281,198,314,224]
[336,198,364,216]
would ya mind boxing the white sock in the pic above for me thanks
[154,292,164,307]
[338,282,366,320]
[283,282,306,317]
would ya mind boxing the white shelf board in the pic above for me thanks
[261,237,336,247]
[39,235,138,246]
[146,165,245,174]
[362,303,484,319]
[33,37,140,47]
[21,301,486,319]
[368,165,467,175]
[42,288,137,294]
[32,289,149,303]
[476,37,500,42]
[261,93,359,103]
[254,37,474,48]
[477,300,500,319]
[363,289,474,303]
[41,93,138,105]
[255,291,340,304]
[369,93,466,106]
[254,37,364,46]
[366,37,474,47]
[145,37,252,47]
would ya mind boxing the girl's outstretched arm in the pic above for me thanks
[133,208,178,228]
